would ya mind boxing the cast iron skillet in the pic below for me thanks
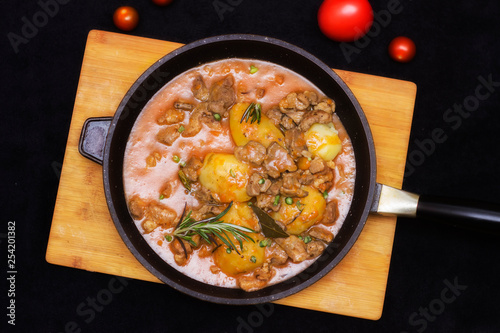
[78,34,500,305]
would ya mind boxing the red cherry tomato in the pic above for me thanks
[388,36,416,63]
[113,6,139,31]
[318,0,374,42]
[152,0,173,5]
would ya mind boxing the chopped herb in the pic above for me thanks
[230,169,236,178]
[273,195,280,206]
[214,113,221,121]
[298,235,303,240]
[159,194,165,200]
[296,200,304,211]
[172,155,180,163]
[259,239,272,247]
[179,160,186,167]
[285,197,293,205]
[322,191,328,199]
[249,65,258,74]
[250,255,257,263]
[258,178,265,185]
[165,235,172,242]
[226,247,232,254]
[303,236,312,244]
[240,102,262,124]
[178,125,185,133]
[178,170,191,191]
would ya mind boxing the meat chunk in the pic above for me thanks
[209,75,235,113]
[264,142,297,178]
[234,140,267,166]
[170,238,193,266]
[306,240,326,259]
[321,201,338,225]
[181,157,203,182]
[237,263,275,292]
[141,219,156,233]
[173,101,194,111]
[160,181,174,199]
[278,92,299,112]
[279,91,318,112]
[295,92,311,110]
[191,75,209,102]
[157,108,185,125]
[254,263,274,281]
[312,167,334,193]
[284,128,307,159]
[255,194,281,212]
[303,91,319,106]
[280,172,308,198]
[309,227,334,243]
[246,173,272,197]
[266,243,288,266]
[275,236,308,263]
[148,202,177,228]
[299,110,332,132]
[190,182,216,205]
[265,179,283,196]
[237,274,268,292]
[280,115,296,130]
[298,170,315,185]
[285,111,305,125]
[309,157,326,174]
[128,196,147,219]
[266,106,299,130]
[265,106,283,127]
[207,101,225,115]
[156,125,181,146]
[182,103,221,137]
[314,98,335,113]
[191,204,226,222]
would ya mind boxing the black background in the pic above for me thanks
[2,0,500,332]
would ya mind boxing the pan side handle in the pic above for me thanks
[373,184,500,232]
[78,117,113,165]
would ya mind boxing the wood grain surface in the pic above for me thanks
[46,30,416,320]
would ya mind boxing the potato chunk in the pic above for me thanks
[229,102,285,148]
[271,186,326,235]
[213,203,265,276]
[198,153,252,203]
[305,123,342,161]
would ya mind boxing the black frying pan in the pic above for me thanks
[78,34,500,305]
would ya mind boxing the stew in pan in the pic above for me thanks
[123,58,356,291]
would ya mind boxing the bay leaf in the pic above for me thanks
[251,205,289,238]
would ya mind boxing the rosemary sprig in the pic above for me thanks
[173,202,256,257]
[240,102,262,124]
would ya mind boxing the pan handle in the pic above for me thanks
[78,117,113,165]
[373,184,500,232]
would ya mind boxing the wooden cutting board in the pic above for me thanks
[46,30,416,320]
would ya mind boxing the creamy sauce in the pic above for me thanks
[123,59,355,288]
